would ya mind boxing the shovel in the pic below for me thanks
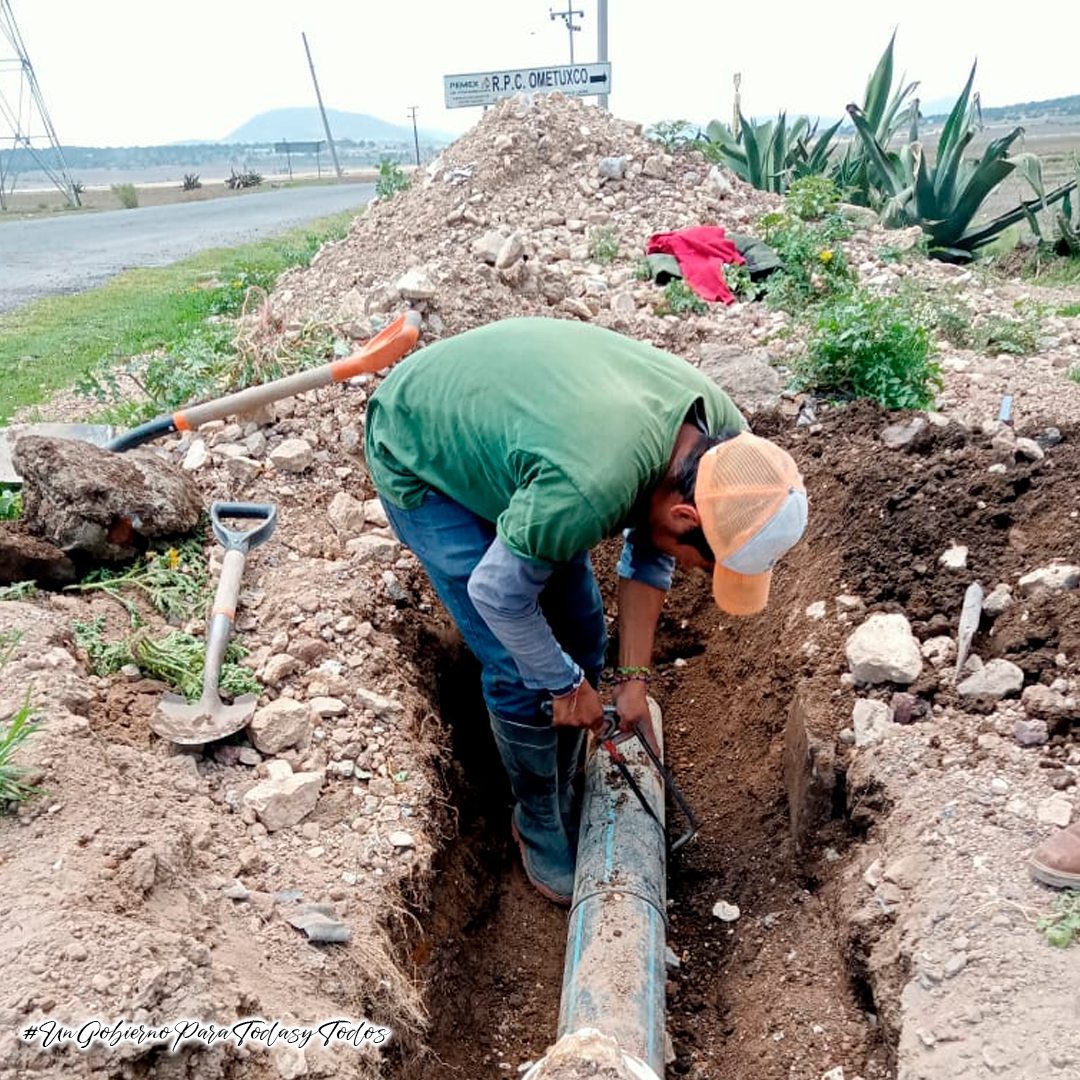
[149,501,277,745]
[0,310,422,482]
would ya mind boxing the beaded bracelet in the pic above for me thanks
[612,664,651,687]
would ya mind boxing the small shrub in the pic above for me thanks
[645,119,695,154]
[760,211,855,312]
[0,489,21,521]
[71,180,85,196]
[0,581,37,602]
[724,262,757,302]
[376,159,410,200]
[111,183,139,209]
[796,289,941,410]
[1069,364,1080,384]
[181,173,202,191]
[786,175,840,221]
[588,226,619,264]
[1058,303,1080,317]
[633,258,652,281]
[974,310,1041,356]
[655,280,707,317]
[225,169,263,190]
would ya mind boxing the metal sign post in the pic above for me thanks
[444,62,611,110]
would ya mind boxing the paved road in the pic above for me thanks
[0,183,375,315]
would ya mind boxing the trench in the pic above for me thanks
[386,555,889,1080]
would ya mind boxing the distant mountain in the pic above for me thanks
[224,108,453,145]
[923,92,1080,122]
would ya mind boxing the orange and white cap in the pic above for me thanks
[694,432,808,616]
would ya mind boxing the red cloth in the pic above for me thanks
[645,226,745,305]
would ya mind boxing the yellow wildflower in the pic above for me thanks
[166,548,180,570]
[818,249,834,264]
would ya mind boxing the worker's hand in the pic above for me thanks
[551,678,605,734]
[613,678,660,757]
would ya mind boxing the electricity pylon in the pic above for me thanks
[0,0,79,209]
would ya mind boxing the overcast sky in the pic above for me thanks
[6,1,1079,146]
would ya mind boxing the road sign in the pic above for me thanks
[443,62,611,109]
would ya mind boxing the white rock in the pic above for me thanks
[835,594,864,613]
[472,229,508,264]
[395,268,435,301]
[248,698,311,755]
[495,233,525,270]
[852,699,898,747]
[1037,794,1073,828]
[990,777,1010,795]
[711,900,740,922]
[845,613,923,685]
[706,164,734,196]
[599,156,627,180]
[388,830,415,849]
[921,636,956,667]
[243,770,323,832]
[362,498,390,528]
[309,696,348,718]
[355,687,404,716]
[261,653,300,687]
[939,544,968,569]
[805,601,827,620]
[1018,563,1080,595]
[182,439,208,471]
[346,535,401,564]
[271,1044,307,1079]
[1021,683,1076,720]
[494,133,514,153]
[1014,437,1044,462]
[821,1069,844,1080]
[643,154,669,179]
[269,438,314,473]
[982,583,1014,617]
[327,492,366,539]
[266,759,293,782]
[956,658,1024,701]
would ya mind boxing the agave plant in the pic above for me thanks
[833,32,920,204]
[705,112,841,194]
[848,63,1076,260]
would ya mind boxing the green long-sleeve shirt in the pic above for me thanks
[365,318,744,563]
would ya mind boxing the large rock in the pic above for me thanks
[247,698,311,754]
[242,769,323,831]
[1018,563,1080,595]
[1021,683,1078,722]
[495,233,525,270]
[11,435,201,560]
[845,613,923,685]
[472,229,509,265]
[956,658,1024,701]
[697,345,783,413]
[0,525,76,586]
[395,268,436,301]
[852,699,898,747]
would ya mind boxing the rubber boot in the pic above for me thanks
[489,711,577,905]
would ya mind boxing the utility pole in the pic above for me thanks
[407,106,420,167]
[0,0,79,209]
[549,0,584,66]
[301,31,342,179]
[596,0,608,110]
[732,73,742,139]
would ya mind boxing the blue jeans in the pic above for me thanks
[379,489,607,725]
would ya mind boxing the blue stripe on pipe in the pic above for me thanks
[564,904,587,1023]
[645,902,657,1065]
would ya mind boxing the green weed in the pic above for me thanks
[0,581,37,602]
[0,631,41,808]
[759,211,855,313]
[0,489,21,521]
[633,258,652,281]
[588,226,619,264]
[67,540,208,625]
[655,280,707,317]
[975,310,1041,356]
[786,175,840,221]
[724,263,757,302]
[1039,891,1080,949]
[111,183,139,209]
[1059,303,1080,317]
[797,288,941,409]
[645,120,695,154]
[376,159,410,200]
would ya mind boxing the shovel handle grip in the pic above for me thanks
[203,548,246,696]
[211,501,277,552]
